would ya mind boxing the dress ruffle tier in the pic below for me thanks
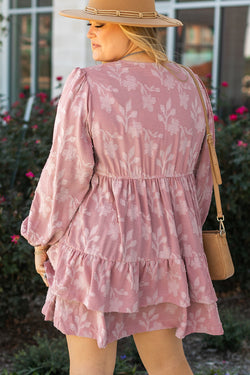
[44,242,217,313]
[43,292,222,349]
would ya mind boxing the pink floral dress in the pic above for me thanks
[21,61,223,348]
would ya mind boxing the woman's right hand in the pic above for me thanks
[34,246,49,287]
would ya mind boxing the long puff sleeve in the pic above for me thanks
[21,68,95,246]
[194,78,215,226]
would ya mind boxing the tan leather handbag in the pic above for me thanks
[182,65,235,281]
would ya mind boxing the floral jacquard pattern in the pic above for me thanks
[21,61,223,348]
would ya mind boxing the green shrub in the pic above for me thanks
[204,107,250,292]
[12,335,69,375]
[1,335,143,375]
[202,308,250,352]
[0,90,58,323]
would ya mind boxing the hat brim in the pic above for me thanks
[59,9,183,28]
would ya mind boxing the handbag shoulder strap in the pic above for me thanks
[180,65,224,222]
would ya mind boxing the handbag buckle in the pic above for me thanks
[217,216,225,235]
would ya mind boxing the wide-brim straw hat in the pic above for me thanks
[59,0,183,28]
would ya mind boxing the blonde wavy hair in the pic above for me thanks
[119,25,168,65]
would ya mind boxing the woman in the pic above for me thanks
[21,0,223,374]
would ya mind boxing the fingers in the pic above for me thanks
[35,253,48,272]
[34,248,49,287]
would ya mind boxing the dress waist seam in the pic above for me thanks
[94,171,194,180]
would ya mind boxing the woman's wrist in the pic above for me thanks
[34,245,49,254]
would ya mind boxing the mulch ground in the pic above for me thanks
[0,292,249,374]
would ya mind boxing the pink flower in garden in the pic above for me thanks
[1,138,7,142]
[56,76,63,81]
[221,81,228,87]
[25,171,35,178]
[35,139,41,144]
[37,92,47,103]
[235,106,248,115]
[3,115,11,123]
[237,140,248,148]
[0,195,6,204]
[214,115,219,122]
[207,89,212,96]
[19,92,25,99]
[39,109,44,114]
[206,73,212,79]
[229,114,238,121]
[11,235,20,244]
[32,124,38,129]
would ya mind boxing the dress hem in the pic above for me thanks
[42,291,224,349]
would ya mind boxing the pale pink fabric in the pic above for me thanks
[21,61,223,348]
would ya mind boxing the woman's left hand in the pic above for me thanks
[34,246,49,287]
